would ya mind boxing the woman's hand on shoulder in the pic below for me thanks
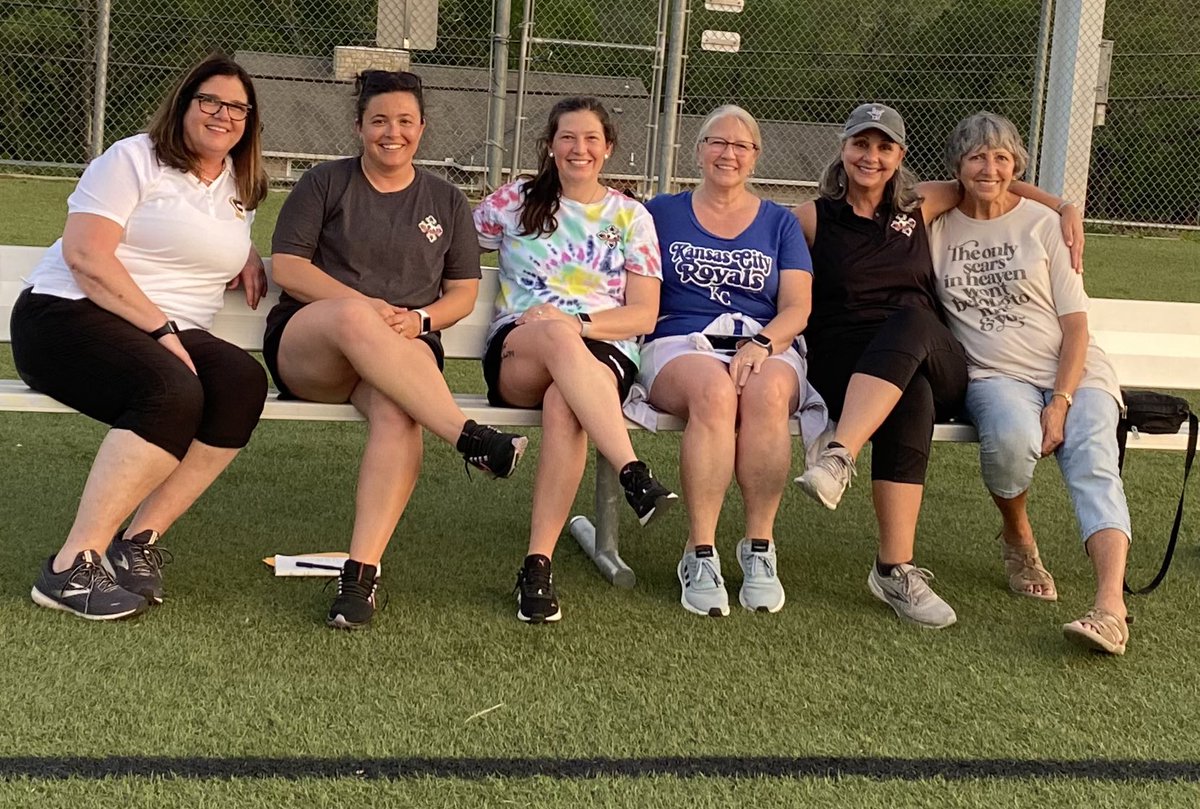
[1058,203,1085,274]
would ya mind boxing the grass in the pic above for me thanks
[2,176,1200,805]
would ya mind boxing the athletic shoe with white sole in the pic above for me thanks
[677,545,730,617]
[106,529,171,604]
[31,550,147,620]
[619,461,678,527]
[457,420,529,478]
[794,444,856,509]
[327,559,379,630]
[514,555,561,624]
[867,563,957,629]
[736,538,785,613]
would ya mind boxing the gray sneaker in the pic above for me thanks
[867,563,957,629]
[736,538,785,613]
[677,545,729,617]
[794,445,856,509]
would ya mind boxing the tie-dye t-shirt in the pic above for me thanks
[473,181,663,365]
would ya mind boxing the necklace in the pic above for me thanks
[194,166,221,184]
[565,184,606,205]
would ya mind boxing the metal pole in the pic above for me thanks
[485,0,512,190]
[90,0,113,160]
[652,0,687,196]
[1026,0,1054,185]
[509,0,535,177]
[643,0,669,197]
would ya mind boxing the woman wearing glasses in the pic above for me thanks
[633,105,816,617]
[267,70,528,630]
[11,54,270,620]
[474,96,673,624]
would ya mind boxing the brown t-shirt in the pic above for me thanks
[267,159,481,337]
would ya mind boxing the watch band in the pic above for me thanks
[147,320,180,340]
[749,332,774,355]
[1051,390,1073,407]
[414,309,431,336]
[577,312,592,338]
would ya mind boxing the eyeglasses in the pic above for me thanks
[701,137,759,156]
[193,93,252,121]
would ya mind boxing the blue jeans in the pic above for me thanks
[965,377,1132,544]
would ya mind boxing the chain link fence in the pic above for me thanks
[1,0,1196,227]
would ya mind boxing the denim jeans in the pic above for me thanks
[965,376,1132,544]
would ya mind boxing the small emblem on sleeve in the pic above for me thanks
[419,215,443,243]
[597,225,621,248]
[229,196,246,220]
[890,213,916,237]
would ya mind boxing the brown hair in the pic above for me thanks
[146,54,268,210]
[519,97,617,237]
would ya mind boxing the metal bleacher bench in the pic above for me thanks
[3,244,1199,587]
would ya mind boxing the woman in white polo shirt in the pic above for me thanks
[10,54,270,621]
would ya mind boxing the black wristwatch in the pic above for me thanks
[147,320,180,340]
[749,332,774,355]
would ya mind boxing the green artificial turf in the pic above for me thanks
[2,174,1199,804]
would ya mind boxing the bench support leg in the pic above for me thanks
[569,458,636,589]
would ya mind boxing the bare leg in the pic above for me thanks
[54,429,177,572]
[834,373,903,457]
[527,384,589,558]
[277,299,472,444]
[736,362,800,540]
[648,356,737,549]
[126,442,239,537]
[1086,529,1129,619]
[498,320,637,470]
[345,382,424,567]
[872,480,922,565]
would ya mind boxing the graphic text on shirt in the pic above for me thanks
[668,241,772,306]
[942,238,1030,333]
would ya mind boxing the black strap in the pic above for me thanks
[1120,412,1197,594]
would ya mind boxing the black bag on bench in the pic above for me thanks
[1116,390,1197,594]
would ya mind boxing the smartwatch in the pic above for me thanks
[414,309,432,336]
[148,320,180,340]
[577,312,593,337]
[749,332,773,355]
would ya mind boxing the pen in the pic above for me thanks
[294,561,344,571]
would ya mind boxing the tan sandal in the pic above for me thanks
[1063,608,1132,655]
[999,536,1057,601]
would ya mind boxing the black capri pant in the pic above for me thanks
[10,289,267,460]
[808,307,967,485]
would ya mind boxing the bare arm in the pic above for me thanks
[794,201,817,247]
[1011,181,1084,273]
[269,253,367,304]
[227,245,267,309]
[518,272,661,340]
[61,213,196,373]
[728,269,813,392]
[391,277,481,339]
[917,180,962,222]
[1041,311,1089,456]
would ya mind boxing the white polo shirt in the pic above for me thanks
[28,133,254,331]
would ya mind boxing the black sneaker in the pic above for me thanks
[327,560,379,630]
[106,529,171,604]
[457,419,529,478]
[31,550,148,620]
[619,461,679,526]
[514,555,561,623]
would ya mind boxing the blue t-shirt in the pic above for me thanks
[645,191,812,341]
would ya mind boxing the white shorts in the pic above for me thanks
[638,332,808,399]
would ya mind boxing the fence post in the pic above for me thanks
[90,0,113,160]
[1037,0,1107,209]
[1026,0,1054,186]
[486,0,512,191]
[652,0,687,196]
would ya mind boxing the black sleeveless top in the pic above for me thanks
[806,196,940,351]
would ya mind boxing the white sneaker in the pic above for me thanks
[677,546,730,617]
[795,445,856,509]
[867,563,957,629]
[736,538,785,613]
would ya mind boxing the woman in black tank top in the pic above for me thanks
[791,103,1080,630]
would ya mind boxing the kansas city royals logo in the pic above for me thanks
[419,215,443,243]
[890,213,916,237]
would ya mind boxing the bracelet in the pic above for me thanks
[147,320,180,340]
[1055,200,1076,214]
[1051,390,1074,407]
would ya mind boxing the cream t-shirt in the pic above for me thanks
[27,134,253,331]
[929,198,1120,401]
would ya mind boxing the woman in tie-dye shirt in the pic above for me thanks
[473,96,676,625]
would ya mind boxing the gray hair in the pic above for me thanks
[817,153,923,213]
[695,104,762,153]
[944,111,1029,178]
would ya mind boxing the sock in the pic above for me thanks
[876,558,911,577]
[455,419,479,453]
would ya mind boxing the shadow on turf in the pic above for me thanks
[2,756,1198,781]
